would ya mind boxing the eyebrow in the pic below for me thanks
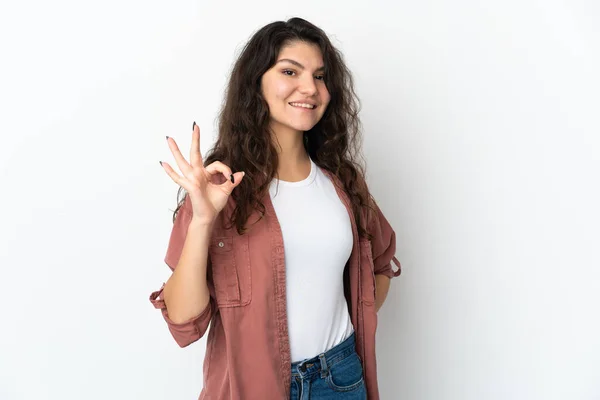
[276,58,325,72]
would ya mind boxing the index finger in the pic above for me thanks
[190,121,203,168]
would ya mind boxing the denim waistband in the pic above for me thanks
[290,332,357,379]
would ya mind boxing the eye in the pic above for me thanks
[282,69,296,76]
[315,75,325,81]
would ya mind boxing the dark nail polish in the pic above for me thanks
[230,174,235,184]
[166,136,169,140]
[193,121,196,130]
[159,161,163,166]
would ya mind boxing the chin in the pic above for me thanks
[291,124,316,132]
[288,120,321,132]
[271,116,322,133]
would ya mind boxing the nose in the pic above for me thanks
[298,75,318,96]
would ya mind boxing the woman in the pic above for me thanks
[150,17,401,400]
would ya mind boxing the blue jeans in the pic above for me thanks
[290,332,367,399]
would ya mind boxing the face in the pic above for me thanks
[261,41,331,135]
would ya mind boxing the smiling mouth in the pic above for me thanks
[289,102,317,110]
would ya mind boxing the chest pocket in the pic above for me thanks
[208,235,252,307]
[359,239,376,305]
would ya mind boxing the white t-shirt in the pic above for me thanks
[269,157,355,363]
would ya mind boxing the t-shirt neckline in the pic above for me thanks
[272,158,317,187]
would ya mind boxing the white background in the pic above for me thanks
[1,1,599,399]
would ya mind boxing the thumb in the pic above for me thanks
[229,171,245,188]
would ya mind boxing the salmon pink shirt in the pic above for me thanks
[149,167,401,399]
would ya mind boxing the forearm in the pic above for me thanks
[375,274,391,312]
[162,218,213,323]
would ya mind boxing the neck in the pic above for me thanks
[270,122,311,181]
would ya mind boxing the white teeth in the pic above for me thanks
[289,102,315,109]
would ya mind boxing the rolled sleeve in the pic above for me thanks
[149,283,214,347]
[369,200,402,278]
[374,256,402,279]
[149,195,216,347]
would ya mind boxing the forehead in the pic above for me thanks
[277,41,324,65]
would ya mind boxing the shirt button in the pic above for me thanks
[218,241,225,248]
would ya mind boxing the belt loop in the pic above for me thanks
[319,353,328,379]
[297,361,306,375]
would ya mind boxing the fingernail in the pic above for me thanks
[166,136,169,140]
[230,174,235,184]
[193,121,196,130]
[159,161,163,166]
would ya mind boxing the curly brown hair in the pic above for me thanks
[172,17,377,239]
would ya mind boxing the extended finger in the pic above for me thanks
[190,122,204,168]
[160,161,188,190]
[166,136,193,176]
